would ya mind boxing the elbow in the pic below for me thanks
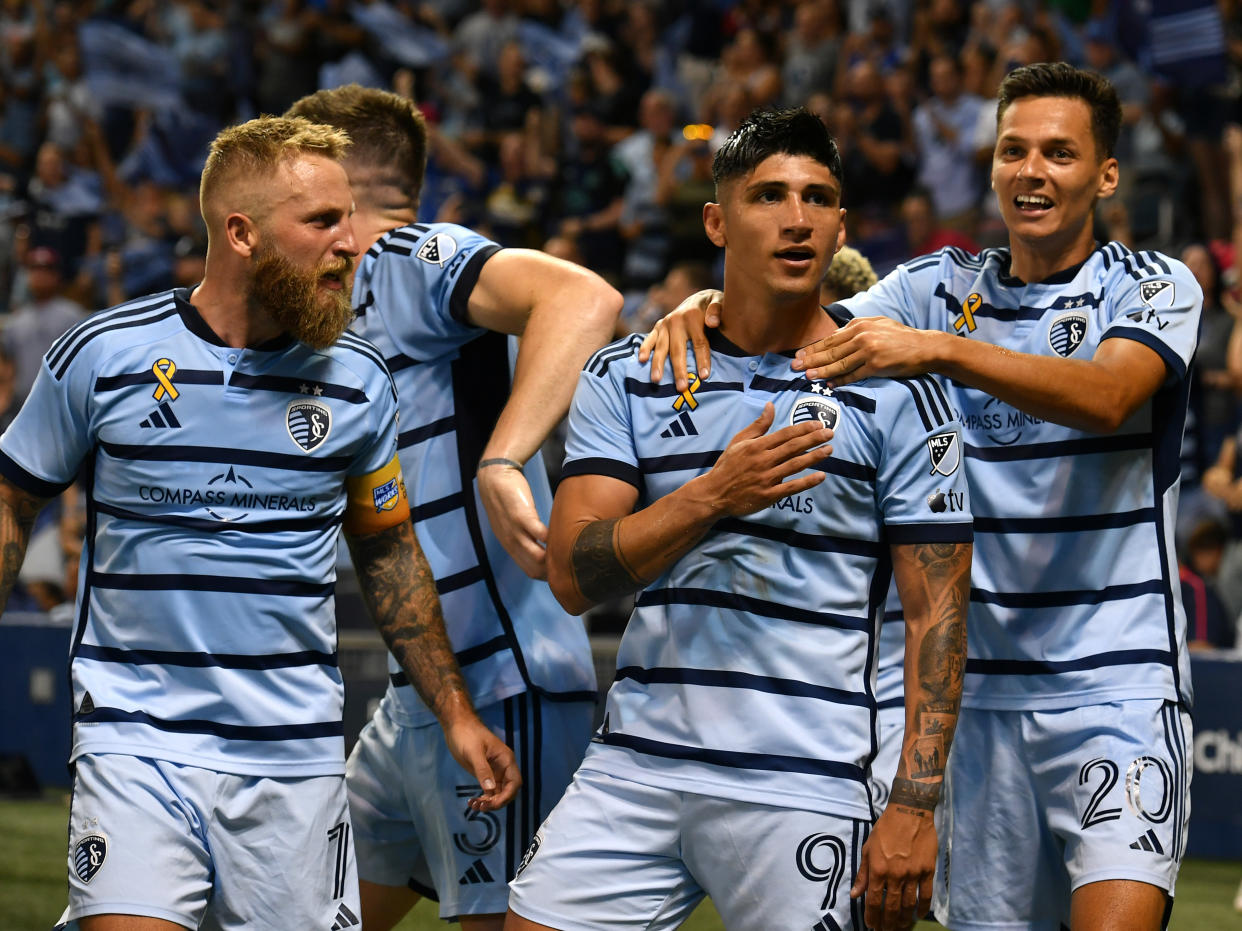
[547,555,592,616]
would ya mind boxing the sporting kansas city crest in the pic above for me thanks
[1048,310,1088,357]
[927,431,961,475]
[73,833,107,883]
[790,395,839,430]
[286,399,332,452]
[416,232,458,266]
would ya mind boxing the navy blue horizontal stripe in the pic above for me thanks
[1101,327,1187,381]
[813,457,876,482]
[399,415,455,449]
[876,696,904,710]
[966,648,1174,676]
[637,587,870,631]
[384,353,423,373]
[412,492,464,522]
[965,433,1151,462]
[77,643,337,669]
[76,706,343,741]
[883,610,904,622]
[637,450,721,473]
[95,369,223,392]
[970,579,1163,608]
[749,374,816,394]
[534,688,599,703]
[99,441,352,473]
[615,665,871,706]
[560,457,642,487]
[88,571,334,597]
[622,377,743,398]
[0,451,72,498]
[599,732,866,782]
[93,500,337,534]
[973,508,1154,534]
[714,516,883,557]
[436,565,485,595]
[886,522,973,544]
[227,372,368,403]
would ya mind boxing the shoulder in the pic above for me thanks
[308,331,399,407]
[582,333,646,380]
[1095,242,1196,290]
[857,375,956,431]
[44,289,180,382]
[366,222,501,268]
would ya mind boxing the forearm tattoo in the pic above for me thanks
[570,517,643,604]
[894,541,971,815]
[0,484,46,612]
[348,521,469,718]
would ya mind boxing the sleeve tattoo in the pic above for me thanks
[569,517,643,604]
[347,520,470,718]
[0,480,49,610]
[890,540,970,815]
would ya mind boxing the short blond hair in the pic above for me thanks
[821,246,877,302]
[199,116,351,221]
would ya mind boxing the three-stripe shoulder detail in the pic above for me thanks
[336,332,398,403]
[47,292,179,380]
[586,334,643,377]
[897,375,955,432]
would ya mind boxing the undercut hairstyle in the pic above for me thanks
[287,84,428,207]
[200,116,351,217]
[712,107,844,194]
[997,62,1121,161]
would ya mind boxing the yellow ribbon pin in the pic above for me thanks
[953,293,981,333]
[672,373,702,411]
[152,358,178,401]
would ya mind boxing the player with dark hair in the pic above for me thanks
[286,85,620,931]
[0,116,517,931]
[648,61,1199,931]
[505,106,972,931]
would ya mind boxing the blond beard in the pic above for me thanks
[247,245,355,350]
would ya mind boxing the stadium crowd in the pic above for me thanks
[2,3,1242,641]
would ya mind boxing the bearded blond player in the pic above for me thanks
[0,117,518,931]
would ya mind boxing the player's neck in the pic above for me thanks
[355,203,417,253]
[717,288,836,356]
[191,269,283,349]
[1007,227,1096,285]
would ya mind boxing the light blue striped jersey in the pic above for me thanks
[837,242,1200,710]
[0,289,402,776]
[566,325,972,820]
[350,222,596,727]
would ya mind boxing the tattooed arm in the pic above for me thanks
[347,520,520,810]
[0,475,51,610]
[547,403,833,615]
[852,539,971,931]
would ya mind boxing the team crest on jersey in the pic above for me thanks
[416,232,458,266]
[1140,280,1175,309]
[73,833,107,883]
[791,396,839,430]
[286,399,332,452]
[927,431,960,475]
[1048,310,1088,357]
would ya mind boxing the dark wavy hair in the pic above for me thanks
[997,62,1121,161]
[712,107,844,193]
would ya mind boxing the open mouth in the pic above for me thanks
[1014,193,1054,213]
[775,247,815,265]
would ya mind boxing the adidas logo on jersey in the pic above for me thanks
[660,410,698,438]
[458,858,495,885]
[1129,829,1164,854]
[331,903,359,929]
[139,402,181,429]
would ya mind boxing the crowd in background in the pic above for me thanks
[2,0,1242,648]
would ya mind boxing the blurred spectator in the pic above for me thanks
[620,260,714,336]
[706,26,781,116]
[554,105,626,279]
[464,39,546,162]
[21,140,104,283]
[454,0,519,82]
[782,0,843,108]
[1203,411,1242,622]
[912,53,984,230]
[655,129,719,270]
[900,187,980,258]
[1179,520,1237,651]
[837,58,914,219]
[3,246,87,402]
[615,90,678,290]
[483,131,552,248]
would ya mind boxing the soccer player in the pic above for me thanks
[0,116,518,931]
[285,86,620,931]
[505,107,972,931]
[648,62,1198,931]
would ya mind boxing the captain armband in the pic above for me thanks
[343,454,410,534]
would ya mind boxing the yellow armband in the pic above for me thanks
[343,455,410,534]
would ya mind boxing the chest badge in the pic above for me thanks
[287,399,332,452]
[791,395,839,430]
[1048,310,1088,357]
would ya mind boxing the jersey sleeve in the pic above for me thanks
[835,254,944,329]
[342,354,409,533]
[362,222,502,361]
[874,376,973,543]
[559,338,642,488]
[0,352,92,496]
[1099,257,1202,382]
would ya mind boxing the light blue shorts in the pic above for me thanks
[869,702,905,813]
[508,768,871,931]
[934,699,1192,931]
[57,752,358,930]
[346,690,593,919]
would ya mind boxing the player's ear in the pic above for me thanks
[835,210,847,253]
[1096,156,1119,201]
[703,201,726,248]
[224,213,259,258]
